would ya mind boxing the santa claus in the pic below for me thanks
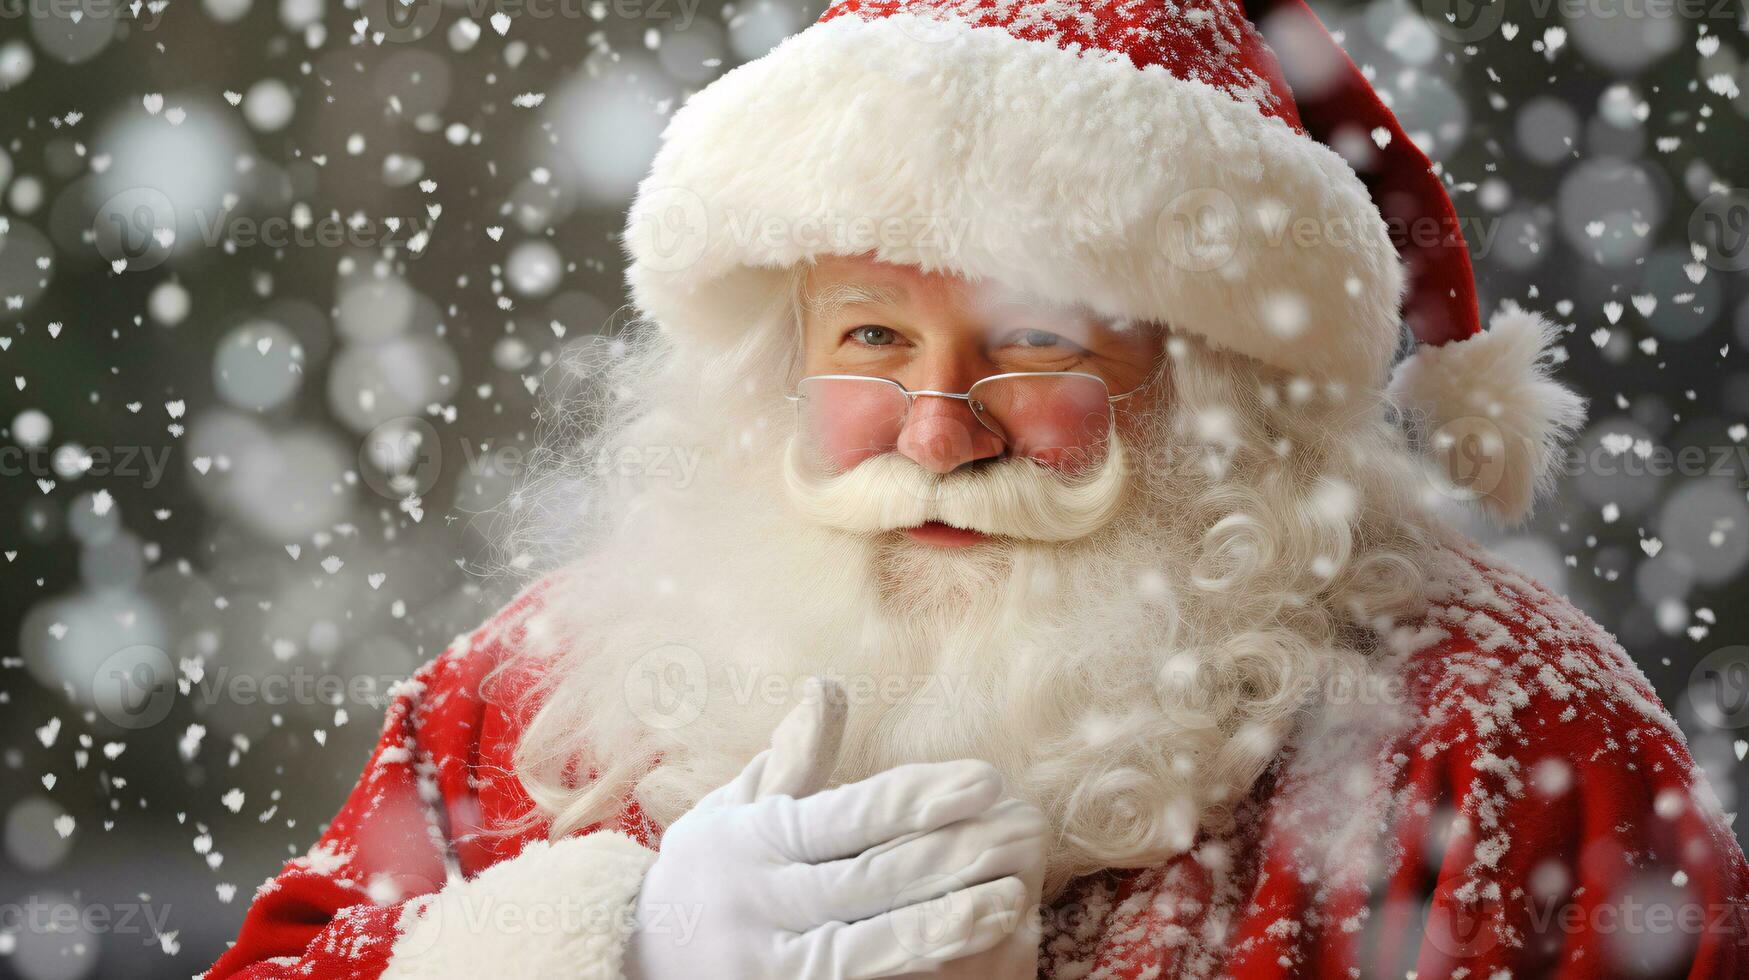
[208,0,1749,977]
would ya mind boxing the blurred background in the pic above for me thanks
[1,0,1747,975]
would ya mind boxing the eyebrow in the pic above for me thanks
[800,279,907,323]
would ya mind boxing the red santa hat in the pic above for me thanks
[623,0,1585,522]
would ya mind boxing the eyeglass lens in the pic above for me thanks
[795,374,1114,474]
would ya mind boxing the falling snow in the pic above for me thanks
[1,0,1747,976]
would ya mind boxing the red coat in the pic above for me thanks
[205,538,1749,979]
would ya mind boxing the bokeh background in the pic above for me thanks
[2,0,1748,975]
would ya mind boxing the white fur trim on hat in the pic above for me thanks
[1389,305,1587,525]
[382,831,657,980]
[624,13,1406,389]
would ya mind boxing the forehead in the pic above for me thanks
[802,254,1085,323]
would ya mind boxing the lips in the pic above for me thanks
[904,521,990,548]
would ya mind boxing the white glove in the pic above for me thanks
[623,680,1046,980]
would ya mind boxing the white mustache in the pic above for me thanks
[782,435,1131,542]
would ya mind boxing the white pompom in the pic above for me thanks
[1389,305,1587,524]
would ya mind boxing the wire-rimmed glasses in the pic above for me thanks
[786,372,1140,473]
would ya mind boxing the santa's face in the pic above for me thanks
[789,253,1166,550]
[513,252,1431,895]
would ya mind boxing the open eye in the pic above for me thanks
[846,325,901,347]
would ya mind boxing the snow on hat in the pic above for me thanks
[623,0,1584,522]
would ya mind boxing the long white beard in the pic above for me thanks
[506,331,1427,897]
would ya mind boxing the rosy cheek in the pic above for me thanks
[798,383,906,474]
[825,446,885,473]
[1022,446,1082,474]
[1006,412,1111,475]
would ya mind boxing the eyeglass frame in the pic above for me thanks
[783,371,1146,442]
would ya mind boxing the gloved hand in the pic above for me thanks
[623,679,1046,979]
